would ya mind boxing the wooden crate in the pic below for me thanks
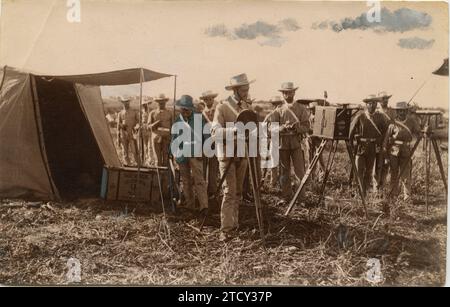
[100,166,172,202]
[313,106,352,140]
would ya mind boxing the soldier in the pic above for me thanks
[377,91,396,122]
[148,94,173,167]
[170,95,209,214]
[383,101,422,202]
[117,96,140,165]
[375,91,395,191]
[263,96,284,189]
[200,90,220,200]
[349,95,389,195]
[275,82,310,204]
[211,73,253,241]
[140,97,152,165]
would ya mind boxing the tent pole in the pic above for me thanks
[136,67,144,200]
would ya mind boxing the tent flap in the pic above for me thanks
[75,84,122,168]
[40,68,173,86]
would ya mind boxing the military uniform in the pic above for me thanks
[349,111,388,195]
[383,116,421,200]
[148,108,173,167]
[117,108,139,165]
[375,106,396,190]
[273,101,310,199]
[202,103,219,197]
[211,96,249,233]
[140,108,151,165]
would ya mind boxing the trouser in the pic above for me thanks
[204,156,219,196]
[269,167,279,187]
[140,134,150,165]
[179,158,208,210]
[356,151,376,195]
[375,152,390,190]
[153,139,170,167]
[279,148,305,199]
[219,158,248,232]
[389,155,412,200]
[120,136,139,166]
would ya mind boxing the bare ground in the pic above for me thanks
[0,145,447,286]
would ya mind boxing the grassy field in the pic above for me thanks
[0,143,447,286]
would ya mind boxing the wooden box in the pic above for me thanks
[100,166,172,202]
[313,106,352,140]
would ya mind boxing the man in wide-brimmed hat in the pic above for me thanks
[117,96,140,165]
[383,101,421,205]
[199,90,220,200]
[276,82,310,203]
[148,93,173,167]
[212,73,254,241]
[170,95,210,215]
[349,94,389,195]
[375,91,395,191]
[377,91,395,121]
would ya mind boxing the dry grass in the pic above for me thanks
[0,144,447,286]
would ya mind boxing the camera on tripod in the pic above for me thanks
[312,104,360,140]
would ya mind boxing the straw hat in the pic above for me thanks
[225,73,255,90]
[377,91,392,100]
[200,90,218,100]
[269,96,283,105]
[392,101,409,110]
[363,94,381,103]
[142,97,153,105]
[119,96,131,103]
[154,93,169,102]
[279,82,299,92]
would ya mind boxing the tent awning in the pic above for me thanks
[38,67,173,86]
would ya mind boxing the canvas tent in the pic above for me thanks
[0,66,172,200]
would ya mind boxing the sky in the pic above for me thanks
[0,0,448,108]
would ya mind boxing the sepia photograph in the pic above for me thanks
[0,0,448,290]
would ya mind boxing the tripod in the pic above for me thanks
[284,138,368,219]
[390,113,447,213]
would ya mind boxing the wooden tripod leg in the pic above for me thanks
[425,138,430,214]
[247,155,265,245]
[431,138,448,192]
[285,139,328,216]
[345,140,368,219]
[317,140,338,208]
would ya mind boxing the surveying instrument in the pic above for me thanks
[284,104,368,219]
